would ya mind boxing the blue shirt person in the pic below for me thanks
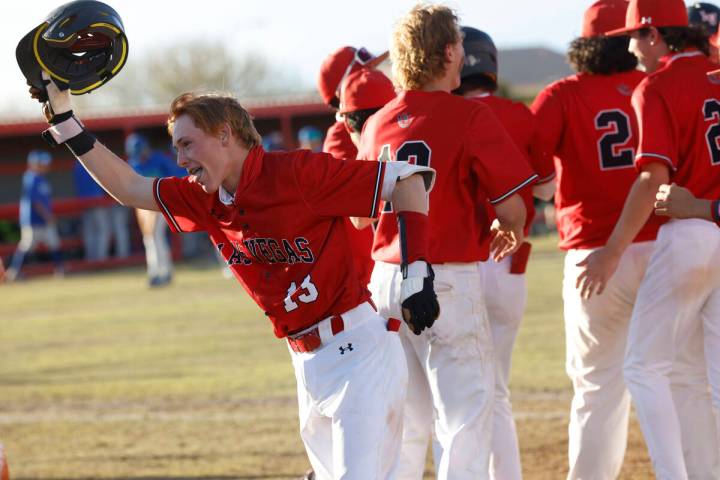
[7,150,64,280]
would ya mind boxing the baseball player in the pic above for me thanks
[358,5,537,479]
[30,75,439,479]
[688,2,720,63]
[530,2,658,476]
[316,46,387,290]
[125,132,178,287]
[578,0,720,476]
[454,26,554,480]
[6,149,64,281]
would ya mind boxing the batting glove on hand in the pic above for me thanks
[400,260,440,335]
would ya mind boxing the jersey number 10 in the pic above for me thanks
[378,140,432,213]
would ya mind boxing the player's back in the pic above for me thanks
[532,70,659,250]
[361,90,535,264]
[636,52,720,200]
[469,94,551,235]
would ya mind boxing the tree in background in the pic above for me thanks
[74,41,302,110]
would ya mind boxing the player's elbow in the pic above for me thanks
[494,193,526,230]
[533,180,556,202]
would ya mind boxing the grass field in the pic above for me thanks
[0,234,653,479]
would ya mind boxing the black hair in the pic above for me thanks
[344,108,381,133]
[329,97,340,109]
[567,35,638,75]
[454,74,498,95]
[640,25,710,56]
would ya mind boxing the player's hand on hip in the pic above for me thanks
[575,247,621,299]
[489,218,524,262]
[654,183,702,219]
[400,261,440,335]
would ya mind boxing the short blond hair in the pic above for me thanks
[391,4,461,91]
[167,92,262,148]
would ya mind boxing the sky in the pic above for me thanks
[2,0,592,117]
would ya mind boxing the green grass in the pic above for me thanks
[0,235,651,479]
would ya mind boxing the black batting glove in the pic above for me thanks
[400,261,440,335]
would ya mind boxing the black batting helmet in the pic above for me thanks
[16,0,128,97]
[460,27,498,83]
[688,2,720,35]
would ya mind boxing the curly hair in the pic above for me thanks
[567,36,638,75]
[391,4,461,90]
[167,92,262,149]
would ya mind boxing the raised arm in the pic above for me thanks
[31,73,158,211]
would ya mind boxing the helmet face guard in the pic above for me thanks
[16,0,128,96]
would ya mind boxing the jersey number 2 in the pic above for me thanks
[703,99,720,165]
[284,274,318,312]
[379,140,432,213]
[595,110,634,170]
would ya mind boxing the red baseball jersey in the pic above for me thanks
[153,146,386,338]
[323,120,357,160]
[468,93,555,236]
[323,119,375,286]
[532,69,662,250]
[633,51,720,200]
[359,90,537,264]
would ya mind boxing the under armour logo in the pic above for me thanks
[641,16,652,25]
[339,343,353,355]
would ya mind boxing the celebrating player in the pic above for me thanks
[454,26,554,480]
[530,1,661,476]
[29,73,439,478]
[579,0,720,476]
[358,5,536,478]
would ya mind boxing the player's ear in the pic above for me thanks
[219,123,231,146]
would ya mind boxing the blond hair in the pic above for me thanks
[391,4,461,90]
[167,92,262,148]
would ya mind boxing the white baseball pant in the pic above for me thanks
[290,302,408,480]
[482,256,525,480]
[563,242,654,480]
[370,261,494,480]
[624,219,720,480]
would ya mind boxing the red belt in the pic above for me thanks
[287,316,402,354]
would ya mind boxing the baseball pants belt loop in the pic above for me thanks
[287,302,399,353]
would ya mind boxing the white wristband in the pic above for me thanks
[44,116,84,144]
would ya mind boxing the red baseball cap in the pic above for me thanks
[317,46,388,106]
[606,0,689,36]
[339,69,396,114]
[582,0,630,37]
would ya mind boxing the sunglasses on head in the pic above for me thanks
[336,47,375,98]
